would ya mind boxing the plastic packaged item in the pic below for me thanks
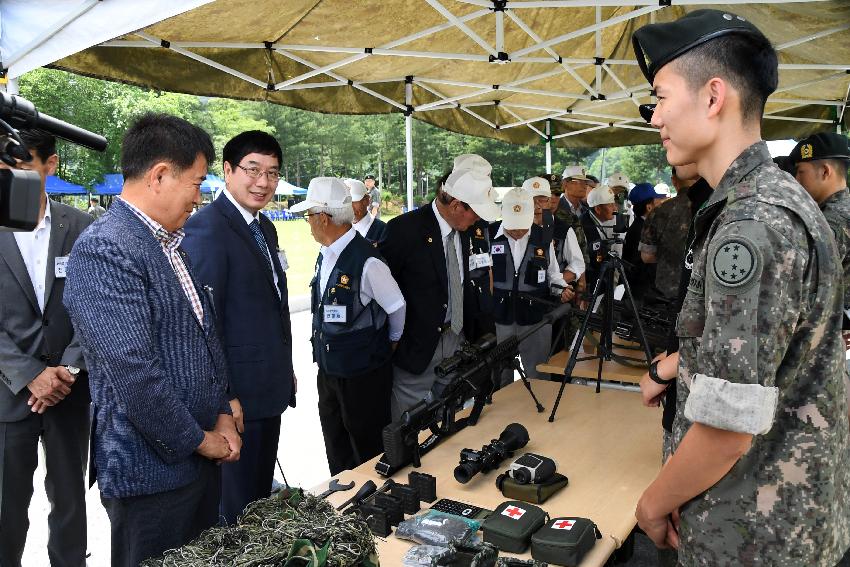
[402,544,448,566]
[396,510,481,547]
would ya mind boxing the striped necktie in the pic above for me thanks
[249,219,273,273]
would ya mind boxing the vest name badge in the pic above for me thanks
[324,305,347,323]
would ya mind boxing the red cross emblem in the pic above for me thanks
[501,505,525,519]
[553,519,575,530]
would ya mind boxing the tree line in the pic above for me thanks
[19,68,672,203]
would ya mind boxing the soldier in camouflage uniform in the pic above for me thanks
[639,164,712,304]
[790,133,850,365]
[632,10,850,566]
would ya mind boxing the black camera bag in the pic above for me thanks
[530,517,601,566]
[481,501,547,553]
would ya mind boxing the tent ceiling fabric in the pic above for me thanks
[7,0,850,147]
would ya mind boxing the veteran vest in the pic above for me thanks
[489,223,551,326]
[310,234,391,376]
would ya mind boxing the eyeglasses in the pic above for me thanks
[236,164,282,182]
[303,212,333,221]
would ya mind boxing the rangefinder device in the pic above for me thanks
[508,453,557,485]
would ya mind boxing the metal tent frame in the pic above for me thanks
[2,0,848,208]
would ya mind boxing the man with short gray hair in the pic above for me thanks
[292,178,405,474]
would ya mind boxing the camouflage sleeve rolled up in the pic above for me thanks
[683,218,807,435]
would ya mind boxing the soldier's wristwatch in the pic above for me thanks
[648,361,675,385]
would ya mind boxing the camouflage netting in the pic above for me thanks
[141,488,379,567]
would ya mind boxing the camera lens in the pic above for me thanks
[512,468,531,485]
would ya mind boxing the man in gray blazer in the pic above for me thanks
[0,129,92,567]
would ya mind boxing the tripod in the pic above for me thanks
[548,244,653,422]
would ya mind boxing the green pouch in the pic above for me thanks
[495,472,569,504]
[481,501,548,554]
[530,517,601,567]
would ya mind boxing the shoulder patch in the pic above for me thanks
[711,237,759,288]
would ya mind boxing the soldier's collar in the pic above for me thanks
[712,141,771,205]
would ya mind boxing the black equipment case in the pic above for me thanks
[481,501,548,553]
[530,516,601,566]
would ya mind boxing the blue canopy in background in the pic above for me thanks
[93,173,124,196]
[46,175,87,196]
[201,174,225,194]
[94,173,227,195]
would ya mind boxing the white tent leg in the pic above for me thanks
[405,79,414,211]
[545,120,552,173]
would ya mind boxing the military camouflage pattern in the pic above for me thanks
[820,187,850,314]
[555,200,589,266]
[672,142,850,566]
[639,192,691,301]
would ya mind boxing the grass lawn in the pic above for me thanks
[273,220,320,295]
[272,214,397,296]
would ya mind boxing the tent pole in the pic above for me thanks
[2,78,20,95]
[545,120,552,174]
[405,77,414,212]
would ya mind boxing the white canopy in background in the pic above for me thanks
[0,0,214,81]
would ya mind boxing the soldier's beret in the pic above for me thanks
[789,133,850,164]
[632,9,767,82]
[537,172,563,194]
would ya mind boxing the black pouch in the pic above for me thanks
[495,472,568,504]
[531,517,601,566]
[481,501,548,553]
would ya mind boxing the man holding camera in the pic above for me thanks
[0,129,92,567]
[380,155,499,420]
[490,188,575,385]
[295,177,405,474]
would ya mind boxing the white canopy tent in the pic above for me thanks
[1,0,848,210]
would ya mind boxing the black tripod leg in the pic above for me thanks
[614,261,654,364]
[548,262,610,422]
[514,360,545,413]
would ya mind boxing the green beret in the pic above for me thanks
[632,9,766,82]
[790,133,850,164]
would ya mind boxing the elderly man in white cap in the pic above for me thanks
[380,156,499,420]
[291,178,406,474]
[345,178,387,245]
[523,176,585,287]
[579,184,622,291]
[490,189,574,385]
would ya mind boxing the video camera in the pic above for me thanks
[375,303,571,477]
[0,93,107,230]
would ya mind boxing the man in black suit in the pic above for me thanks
[182,131,295,524]
[380,155,499,419]
[0,129,92,567]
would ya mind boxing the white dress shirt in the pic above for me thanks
[318,228,406,341]
[494,224,567,290]
[559,227,586,279]
[432,200,465,325]
[13,199,51,313]
[352,213,375,238]
[223,189,280,294]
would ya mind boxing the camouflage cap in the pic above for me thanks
[789,133,850,164]
[632,9,767,82]
[537,172,563,194]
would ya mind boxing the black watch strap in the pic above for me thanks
[649,360,675,385]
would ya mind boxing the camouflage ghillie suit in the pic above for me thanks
[672,142,850,566]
